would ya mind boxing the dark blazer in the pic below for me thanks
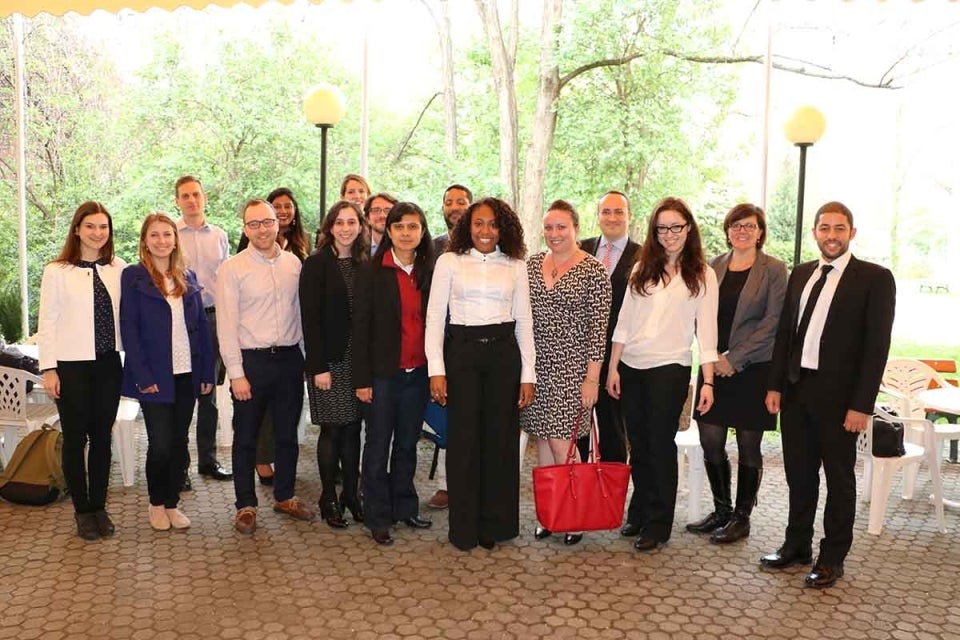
[581,236,640,358]
[119,264,214,403]
[300,244,358,376]
[710,250,788,371]
[768,255,896,415]
[353,255,433,388]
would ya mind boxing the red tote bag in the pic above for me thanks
[532,409,631,533]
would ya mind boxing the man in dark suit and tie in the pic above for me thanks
[578,190,639,467]
[762,201,895,588]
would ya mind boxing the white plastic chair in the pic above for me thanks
[676,420,705,522]
[112,398,140,487]
[0,365,60,467]
[856,405,946,535]
[881,358,960,460]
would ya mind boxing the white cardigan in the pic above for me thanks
[37,259,126,370]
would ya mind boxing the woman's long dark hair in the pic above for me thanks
[447,197,526,260]
[267,187,310,260]
[629,196,707,297]
[317,200,370,262]
[374,202,434,291]
[54,200,115,265]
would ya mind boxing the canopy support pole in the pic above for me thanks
[14,14,30,340]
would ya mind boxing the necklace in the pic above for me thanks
[549,251,577,279]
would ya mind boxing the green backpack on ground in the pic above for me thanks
[0,425,68,505]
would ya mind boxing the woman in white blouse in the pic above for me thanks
[426,197,536,551]
[606,196,719,552]
[38,201,125,541]
[120,213,214,531]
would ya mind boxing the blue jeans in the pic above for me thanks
[141,374,194,508]
[361,366,429,530]
[231,347,304,510]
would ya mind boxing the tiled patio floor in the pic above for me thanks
[1,421,957,639]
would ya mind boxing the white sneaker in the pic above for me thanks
[165,508,191,530]
[149,505,171,531]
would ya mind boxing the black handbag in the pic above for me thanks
[872,416,906,457]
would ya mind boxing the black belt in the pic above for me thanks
[246,345,299,354]
[447,322,516,343]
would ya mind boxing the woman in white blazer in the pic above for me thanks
[38,201,125,541]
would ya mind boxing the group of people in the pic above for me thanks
[36,172,894,588]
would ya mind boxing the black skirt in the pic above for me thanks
[693,361,776,431]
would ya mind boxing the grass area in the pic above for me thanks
[889,339,960,381]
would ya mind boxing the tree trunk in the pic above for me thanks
[475,0,519,208]
[439,0,458,160]
[518,0,562,250]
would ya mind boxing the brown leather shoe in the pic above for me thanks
[427,489,449,510]
[273,497,316,521]
[235,507,257,534]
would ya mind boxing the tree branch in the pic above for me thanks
[396,92,441,162]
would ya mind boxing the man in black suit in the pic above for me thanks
[578,190,639,467]
[762,201,895,588]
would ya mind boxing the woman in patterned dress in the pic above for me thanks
[120,213,214,531]
[300,201,369,529]
[520,200,612,545]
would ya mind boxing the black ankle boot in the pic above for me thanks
[686,457,731,534]
[711,464,761,544]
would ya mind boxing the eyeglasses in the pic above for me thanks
[655,223,688,235]
[729,222,758,232]
[390,222,422,232]
[369,207,393,216]
[244,218,277,230]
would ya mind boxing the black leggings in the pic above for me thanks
[697,421,763,469]
[316,421,361,506]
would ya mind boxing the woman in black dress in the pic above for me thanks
[687,203,788,543]
[300,200,369,528]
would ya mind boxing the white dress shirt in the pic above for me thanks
[798,250,852,370]
[215,246,303,380]
[612,264,719,369]
[425,248,536,383]
[177,218,228,308]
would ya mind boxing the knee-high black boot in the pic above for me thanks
[685,456,732,534]
[711,464,761,544]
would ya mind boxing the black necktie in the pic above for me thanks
[788,264,834,383]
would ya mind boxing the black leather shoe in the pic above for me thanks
[563,533,583,546]
[93,510,115,537]
[199,462,233,481]
[256,469,274,486]
[341,499,364,523]
[75,513,100,541]
[402,515,433,529]
[534,526,552,540]
[685,510,731,534]
[759,546,814,569]
[372,529,394,546]
[804,563,844,588]
[633,535,663,552]
[319,500,348,529]
[620,522,642,537]
[478,538,496,550]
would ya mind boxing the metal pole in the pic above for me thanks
[793,142,811,268]
[319,124,330,219]
[14,14,30,340]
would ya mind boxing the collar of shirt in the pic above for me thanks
[817,250,852,278]
[384,248,416,275]
[176,217,211,232]
[468,247,504,260]
[599,234,628,252]
[243,244,283,264]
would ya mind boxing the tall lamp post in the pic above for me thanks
[783,105,826,268]
[303,83,347,229]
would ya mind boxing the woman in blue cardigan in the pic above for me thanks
[120,212,214,531]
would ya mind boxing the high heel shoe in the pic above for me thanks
[340,498,364,523]
[534,526,552,540]
[256,464,274,486]
[563,533,583,546]
[319,499,348,529]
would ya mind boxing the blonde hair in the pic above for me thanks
[139,212,187,297]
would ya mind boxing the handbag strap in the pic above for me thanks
[564,408,604,464]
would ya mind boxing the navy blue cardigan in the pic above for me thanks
[119,264,214,403]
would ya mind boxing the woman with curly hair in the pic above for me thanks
[606,196,719,552]
[425,197,536,551]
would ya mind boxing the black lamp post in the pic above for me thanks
[784,105,826,268]
[303,84,346,236]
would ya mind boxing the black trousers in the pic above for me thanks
[577,365,628,463]
[780,371,859,565]
[445,323,521,550]
[55,352,122,514]
[141,374,194,508]
[193,307,222,469]
[619,362,691,542]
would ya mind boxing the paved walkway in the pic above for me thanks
[1,424,957,640]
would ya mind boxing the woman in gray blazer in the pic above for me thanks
[687,204,787,544]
